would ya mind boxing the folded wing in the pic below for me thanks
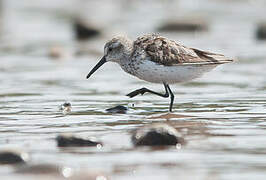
[134,34,234,66]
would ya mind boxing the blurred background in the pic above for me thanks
[1,0,266,58]
[0,0,266,180]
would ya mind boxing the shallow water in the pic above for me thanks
[0,0,266,179]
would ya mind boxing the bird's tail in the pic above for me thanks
[192,48,235,64]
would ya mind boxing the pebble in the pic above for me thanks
[106,105,128,114]
[131,123,184,146]
[56,134,102,147]
[0,149,29,164]
[49,46,66,59]
[59,102,72,115]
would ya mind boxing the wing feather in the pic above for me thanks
[133,34,234,66]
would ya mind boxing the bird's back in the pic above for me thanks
[132,34,234,66]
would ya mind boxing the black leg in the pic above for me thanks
[166,84,175,112]
[127,83,169,98]
[127,83,175,112]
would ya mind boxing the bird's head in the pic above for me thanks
[86,36,132,79]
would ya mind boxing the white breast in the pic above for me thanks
[133,60,218,84]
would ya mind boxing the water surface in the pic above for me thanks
[0,0,266,179]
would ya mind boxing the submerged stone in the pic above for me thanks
[106,105,128,114]
[16,163,108,180]
[74,19,101,40]
[131,123,184,146]
[0,150,29,164]
[56,134,102,147]
[15,163,60,174]
[157,18,208,32]
[256,23,266,40]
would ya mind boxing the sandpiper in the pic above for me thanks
[86,34,234,112]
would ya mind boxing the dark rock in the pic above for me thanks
[74,19,101,40]
[62,102,71,107]
[131,123,184,146]
[256,23,266,40]
[106,105,128,114]
[0,150,29,164]
[56,134,102,147]
[157,18,208,32]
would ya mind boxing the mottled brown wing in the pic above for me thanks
[134,34,233,66]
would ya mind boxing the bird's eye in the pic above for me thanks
[109,47,113,52]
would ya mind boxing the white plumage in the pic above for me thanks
[132,59,218,84]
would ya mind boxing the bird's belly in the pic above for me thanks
[134,60,218,84]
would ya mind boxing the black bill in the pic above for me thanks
[86,56,107,79]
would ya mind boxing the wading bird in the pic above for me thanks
[87,34,233,112]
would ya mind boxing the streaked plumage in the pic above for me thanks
[132,34,233,65]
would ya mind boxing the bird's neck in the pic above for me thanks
[119,44,135,75]
[119,41,134,65]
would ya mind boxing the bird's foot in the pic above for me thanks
[126,88,147,98]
